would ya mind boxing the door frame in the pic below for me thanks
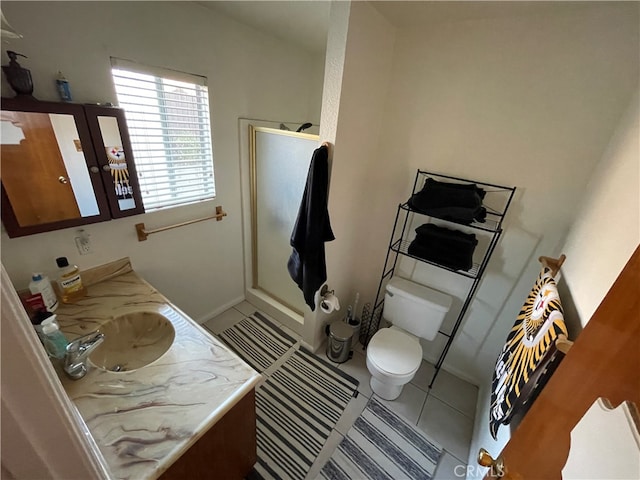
[0,264,109,478]
[238,118,318,337]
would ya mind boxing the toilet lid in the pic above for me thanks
[368,328,422,376]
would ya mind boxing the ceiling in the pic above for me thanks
[196,1,331,55]
[197,1,624,55]
[372,1,616,28]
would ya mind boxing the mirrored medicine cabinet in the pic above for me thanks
[1,98,144,237]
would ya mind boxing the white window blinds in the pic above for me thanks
[111,58,215,211]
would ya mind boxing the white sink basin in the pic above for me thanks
[89,311,175,372]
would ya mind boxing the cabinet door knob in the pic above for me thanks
[478,448,505,478]
[102,164,111,172]
[89,166,100,174]
[58,176,68,184]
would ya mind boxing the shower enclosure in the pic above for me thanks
[239,119,319,328]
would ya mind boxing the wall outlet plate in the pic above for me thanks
[75,235,92,255]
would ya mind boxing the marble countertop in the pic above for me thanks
[54,258,261,480]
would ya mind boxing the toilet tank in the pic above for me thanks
[383,277,452,341]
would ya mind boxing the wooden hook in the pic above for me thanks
[555,333,574,354]
[539,254,566,277]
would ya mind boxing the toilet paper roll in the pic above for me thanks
[320,293,340,314]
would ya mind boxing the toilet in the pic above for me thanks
[366,276,452,400]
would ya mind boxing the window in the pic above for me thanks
[111,58,215,211]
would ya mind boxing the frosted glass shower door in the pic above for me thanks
[251,126,319,314]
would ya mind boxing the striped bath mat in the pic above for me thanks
[218,312,296,372]
[252,347,359,480]
[318,397,443,479]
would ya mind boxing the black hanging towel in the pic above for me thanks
[287,144,335,310]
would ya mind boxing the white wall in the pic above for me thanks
[310,1,637,473]
[304,1,398,350]
[310,1,637,373]
[560,91,640,325]
[462,10,639,478]
[380,3,638,384]
[470,85,640,479]
[307,53,327,128]
[1,1,323,322]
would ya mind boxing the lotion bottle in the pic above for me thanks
[55,257,86,303]
[29,273,58,312]
[55,71,72,102]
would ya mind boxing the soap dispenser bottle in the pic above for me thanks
[41,319,68,359]
[31,310,55,343]
[1,50,34,97]
[55,257,86,303]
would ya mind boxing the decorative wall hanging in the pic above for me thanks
[106,146,132,199]
[489,260,569,439]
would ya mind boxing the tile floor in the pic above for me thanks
[203,301,478,480]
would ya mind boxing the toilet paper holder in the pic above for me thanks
[319,285,339,312]
[320,285,333,297]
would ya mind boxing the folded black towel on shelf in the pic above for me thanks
[414,223,478,245]
[408,223,478,271]
[408,178,486,224]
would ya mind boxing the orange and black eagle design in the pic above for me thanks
[489,266,568,439]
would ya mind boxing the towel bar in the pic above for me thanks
[135,206,227,241]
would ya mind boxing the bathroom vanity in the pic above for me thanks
[53,258,261,479]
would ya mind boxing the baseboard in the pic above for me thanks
[196,295,246,325]
[440,364,479,387]
[422,354,480,387]
[300,339,317,354]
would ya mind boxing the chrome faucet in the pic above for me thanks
[64,330,105,380]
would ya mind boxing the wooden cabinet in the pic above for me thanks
[1,98,144,237]
[160,388,257,480]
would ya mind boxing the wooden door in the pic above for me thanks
[484,245,640,479]
[1,111,81,225]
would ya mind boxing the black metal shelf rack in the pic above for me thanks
[362,170,516,388]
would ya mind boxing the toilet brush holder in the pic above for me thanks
[347,316,360,345]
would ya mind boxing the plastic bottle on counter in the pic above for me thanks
[31,310,56,342]
[29,272,58,312]
[41,319,68,359]
[55,257,86,303]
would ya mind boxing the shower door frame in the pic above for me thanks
[239,119,319,332]
[249,126,320,317]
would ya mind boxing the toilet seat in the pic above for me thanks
[367,328,422,376]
